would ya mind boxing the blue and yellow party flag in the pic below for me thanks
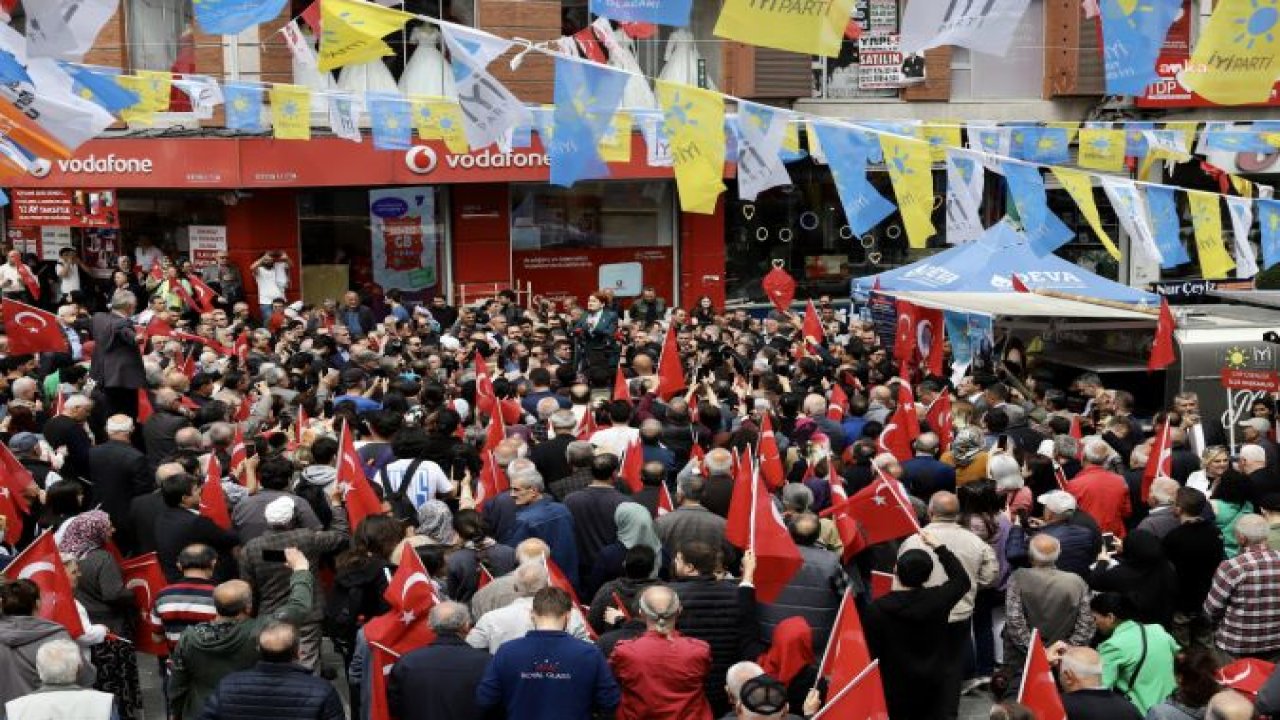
[714,0,856,57]
[1124,121,1154,158]
[63,64,139,113]
[224,83,265,133]
[318,0,416,72]
[922,123,962,163]
[813,124,896,236]
[1183,0,1280,104]
[591,0,692,27]
[194,0,289,35]
[1203,124,1274,153]
[657,80,725,215]
[411,97,468,153]
[1052,168,1121,259]
[269,84,311,140]
[1259,197,1280,270]
[367,93,413,151]
[879,134,936,248]
[1004,162,1073,256]
[1144,185,1192,268]
[598,112,633,164]
[1100,0,1181,95]
[1077,128,1127,171]
[118,71,171,125]
[1187,190,1237,279]
[550,57,629,187]
[1016,127,1071,164]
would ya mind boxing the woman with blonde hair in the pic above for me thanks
[1185,446,1231,496]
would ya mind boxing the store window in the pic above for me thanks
[812,0,900,99]
[511,180,676,303]
[560,2,722,89]
[298,187,449,300]
[126,0,195,73]
[725,162,945,304]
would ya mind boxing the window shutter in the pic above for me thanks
[723,43,812,100]
[1044,0,1104,96]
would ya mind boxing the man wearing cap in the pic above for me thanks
[722,662,809,720]
[609,585,712,720]
[1006,490,1103,579]
[865,530,972,720]
[1240,418,1279,470]
[240,492,349,671]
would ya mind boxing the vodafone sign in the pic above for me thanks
[8,139,239,189]
[403,145,549,176]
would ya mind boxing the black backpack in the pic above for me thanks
[378,458,424,525]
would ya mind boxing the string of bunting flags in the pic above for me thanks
[3,0,1280,280]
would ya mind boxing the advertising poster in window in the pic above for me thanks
[368,187,439,292]
[188,226,227,271]
[9,189,120,227]
[816,0,899,98]
[81,229,120,279]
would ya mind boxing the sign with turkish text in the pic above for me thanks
[188,226,227,271]
[1221,368,1280,392]
[9,189,119,227]
[368,187,439,293]
[858,34,906,89]
[1149,278,1255,304]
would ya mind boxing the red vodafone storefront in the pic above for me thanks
[5,135,727,309]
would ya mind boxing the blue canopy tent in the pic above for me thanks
[852,221,1159,306]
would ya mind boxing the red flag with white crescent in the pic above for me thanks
[339,422,383,529]
[16,262,39,300]
[758,415,785,491]
[119,553,169,655]
[620,437,644,494]
[2,532,84,637]
[2,299,68,355]
[0,440,35,513]
[200,455,231,529]
[924,393,953,450]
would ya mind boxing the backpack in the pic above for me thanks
[378,458,424,525]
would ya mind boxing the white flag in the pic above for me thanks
[172,75,223,120]
[966,124,1011,172]
[281,20,318,69]
[5,58,114,153]
[1226,196,1260,278]
[946,149,985,244]
[1101,177,1164,270]
[23,0,119,62]
[440,24,532,152]
[736,102,792,201]
[328,92,362,143]
[637,111,672,168]
[901,0,1031,56]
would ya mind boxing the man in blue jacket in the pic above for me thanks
[507,469,580,588]
[476,587,620,720]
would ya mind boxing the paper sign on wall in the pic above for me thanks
[188,225,228,270]
[599,262,643,297]
[368,187,439,292]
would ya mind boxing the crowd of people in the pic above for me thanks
[0,242,1278,720]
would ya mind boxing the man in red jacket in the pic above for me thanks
[1067,440,1132,538]
[608,584,713,720]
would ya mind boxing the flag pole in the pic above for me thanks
[810,588,850,694]
[1015,628,1041,704]
[811,659,880,719]
[747,453,758,553]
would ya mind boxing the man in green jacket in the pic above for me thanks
[169,547,314,720]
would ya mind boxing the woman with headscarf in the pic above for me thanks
[585,502,666,599]
[757,616,826,713]
[58,510,142,720]
[415,499,458,546]
[942,426,990,486]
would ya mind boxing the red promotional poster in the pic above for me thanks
[9,189,120,227]
[381,217,425,271]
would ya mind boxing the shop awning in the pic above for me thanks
[886,291,1159,321]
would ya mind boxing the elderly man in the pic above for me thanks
[1006,490,1102,579]
[1136,477,1181,540]
[169,548,313,720]
[470,538,550,620]
[678,448,734,518]
[896,494,996,717]
[507,467,579,588]
[241,494,349,670]
[4,639,112,720]
[1068,439,1133,537]
[142,388,193,469]
[390,602,491,720]
[41,394,94,483]
[655,475,727,555]
[467,563,590,653]
[531,411,580,490]
[1240,418,1280,469]
[198,621,343,720]
[88,414,151,553]
[610,585,712,720]
[1238,443,1280,502]
[1056,646,1143,720]
[1003,535,1094,683]
[757,513,846,655]
[1205,513,1280,661]
[902,432,956,501]
[91,290,146,417]
[563,453,628,580]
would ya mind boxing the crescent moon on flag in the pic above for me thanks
[917,319,935,358]
[126,577,153,608]
[17,561,54,581]
[13,311,48,330]
[401,573,432,605]
[897,313,912,340]
[879,422,899,451]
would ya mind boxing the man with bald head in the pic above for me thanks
[42,393,94,482]
[169,548,315,720]
[896,491,997,718]
[610,585,712,719]
[199,620,343,720]
[681,447,734,518]
[1002,534,1094,687]
[143,386,193,469]
[1056,646,1143,719]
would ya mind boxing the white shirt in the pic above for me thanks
[57,260,81,296]
[0,263,23,293]
[590,425,640,457]
[465,596,590,653]
[374,458,453,509]
[254,264,289,304]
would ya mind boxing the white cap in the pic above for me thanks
[440,336,461,351]
[264,496,295,526]
[1038,490,1077,515]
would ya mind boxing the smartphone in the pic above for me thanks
[1102,533,1118,554]
[262,548,287,563]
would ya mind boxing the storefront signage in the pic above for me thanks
[9,188,119,227]
[868,291,898,357]
[404,146,550,176]
[1150,278,1254,303]
[1220,343,1280,391]
[1221,368,1280,392]
[188,226,228,270]
[7,226,73,262]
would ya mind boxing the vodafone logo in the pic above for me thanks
[28,159,51,178]
[404,146,438,175]
[27,154,155,178]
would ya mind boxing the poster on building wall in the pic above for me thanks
[817,0,899,98]
[7,226,73,260]
[368,187,439,293]
[9,189,120,228]
[859,34,920,89]
[81,228,121,279]
[188,226,227,270]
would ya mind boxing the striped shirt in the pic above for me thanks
[1205,545,1280,657]
[151,578,218,648]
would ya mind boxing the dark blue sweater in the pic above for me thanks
[475,630,619,720]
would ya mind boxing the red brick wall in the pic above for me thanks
[477,0,561,104]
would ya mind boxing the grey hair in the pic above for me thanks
[1028,535,1061,566]
[510,469,544,493]
[726,661,766,702]
[1150,477,1179,506]
[1053,435,1079,460]
[110,290,137,311]
[536,396,560,420]
[11,377,36,396]
[513,562,549,594]
[105,415,134,435]
[64,394,92,411]
[550,410,579,431]
[1059,650,1103,679]
[704,448,732,475]
[987,454,1023,491]
[259,364,286,386]
[428,601,471,634]
[144,361,164,387]
[35,638,82,685]
[781,483,814,513]
[1236,514,1270,545]
[1083,440,1112,465]
[206,422,234,447]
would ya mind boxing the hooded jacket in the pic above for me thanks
[0,616,94,707]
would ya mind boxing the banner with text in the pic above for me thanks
[368,187,440,293]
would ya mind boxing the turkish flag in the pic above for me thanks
[1068,414,1084,459]
[813,660,888,719]
[0,486,23,545]
[877,402,916,461]
[146,314,175,340]
[925,393,953,450]
[727,461,802,603]
[137,388,154,424]
[0,441,35,513]
[173,331,234,356]
[545,556,597,639]
[188,274,218,313]
[16,262,39,300]
[474,354,496,419]
[916,306,945,376]
[657,324,685,399]
[476,451,508,507]
[339,422,383,529]
[827,472,918,554]
[758,415,785,491]
[482,403,506,453]
[656,483,675,516]
[119,553,169,655]
[1011,274,1031,293]
[3,299,67,355]
[1142,419,1174,502]
[573,27,607,62]
[893,300,919,370]
[3,532,85,637]
[229,426,247,480]
[200,455,231,530]
[762,265,796,313]
[827,384,848,422]
[575,406,598,441]
[382,544,439,616]
[613,366,629,402]
[1148,298,1176,372]
[869,571,893,600]
[620,437,644,494]
[169,280,199,314]
[818,591,871,695]
[1017,629,1066,720]
[233,391,253,423]
[802,300,824,344]
[726,452,756,548]
[233,329,249,364]
[367,549,439,720]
